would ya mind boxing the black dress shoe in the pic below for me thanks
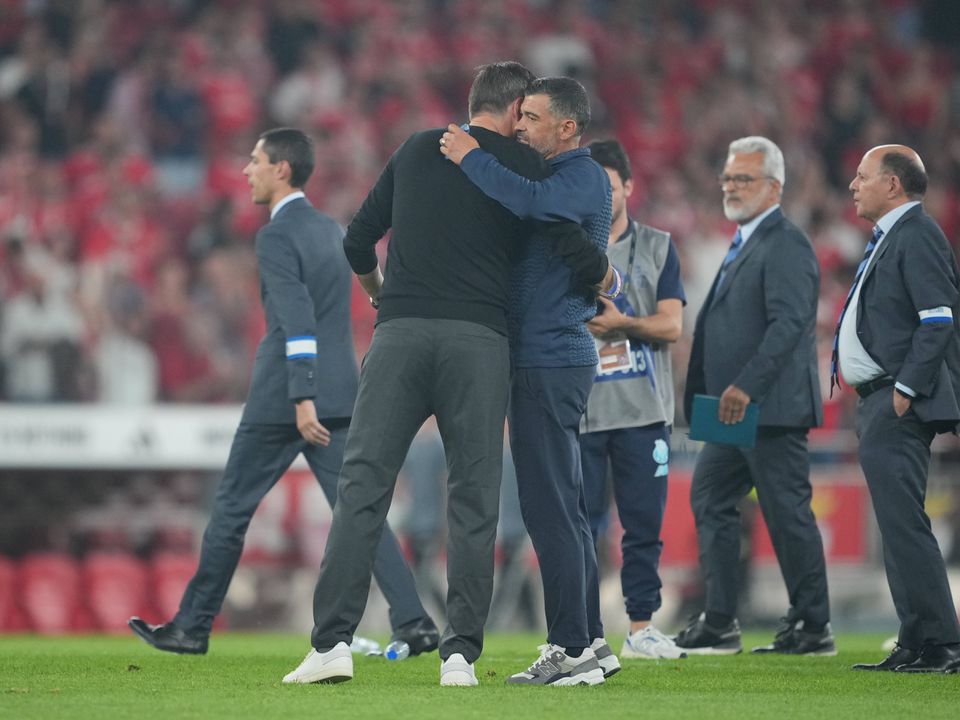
[894,643,960,673]
[128,616,208,655]
[752,619,837,656]
[851,644,919,671]
[390,616,439,656]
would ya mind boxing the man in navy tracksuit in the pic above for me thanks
[441,77,620,686]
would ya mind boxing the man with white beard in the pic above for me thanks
[677,136,833,657]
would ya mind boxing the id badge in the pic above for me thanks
[596,338,636,376]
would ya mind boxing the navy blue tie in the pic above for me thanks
[715,229,743,291]
[829,226,883,396]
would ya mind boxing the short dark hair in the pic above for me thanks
[528,77,591,137]
[468,61,535,117]
[880,151,927,199]
[588,139,631,183]
[259,127,315,188]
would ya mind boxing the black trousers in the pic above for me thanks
[173,422,426,635]
[690,427,830,627]
[857,388,960,647]
[310,318,511,663]
[510,365,602,648]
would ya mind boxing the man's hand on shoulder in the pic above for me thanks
[440,124,478,165]
[296,399,331,446]
[718,384,751,425]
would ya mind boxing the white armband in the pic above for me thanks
[918,307,953,324]
[286,336,318,359]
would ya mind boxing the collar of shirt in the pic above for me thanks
[549,147,591,167]
[270,190,306,220]
[737,203,780,246]
[613,217,637,245]
[874,200,921,237]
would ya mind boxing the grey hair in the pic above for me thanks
[728,136,786,187]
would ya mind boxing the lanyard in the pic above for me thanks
[621,221,638,294]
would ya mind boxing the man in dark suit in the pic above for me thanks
[678,136,833,656]
[840,145,960,673]
[129,128,436,655]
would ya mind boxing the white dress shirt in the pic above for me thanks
[270,190,305,220]
[738,203,780,247]
[838,201,921,393]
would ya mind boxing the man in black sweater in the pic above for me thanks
[283,62,610,687]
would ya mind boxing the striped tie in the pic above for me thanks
[829,226,883,396]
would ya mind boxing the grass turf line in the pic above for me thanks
[1,632,958,719]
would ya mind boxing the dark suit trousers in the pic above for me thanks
[510,365,602,648]
[173,422,426,636]
[857,388,960,647]
[310,318,511,663]
[690,427,830,627]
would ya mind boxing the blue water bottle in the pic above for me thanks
[384,640,410,660]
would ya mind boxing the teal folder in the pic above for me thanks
[688,394,759,448]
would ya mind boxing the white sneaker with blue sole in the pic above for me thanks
[622,626,688,659]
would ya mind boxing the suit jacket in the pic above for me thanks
[684,208,823,428]
[854,204,960,430]
[240,197,359,425]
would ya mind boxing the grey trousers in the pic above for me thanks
[173,423,427,635]
[690,426,830,627]
[310,318,511,662]
[857,388,960,647]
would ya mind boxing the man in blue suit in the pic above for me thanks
[841,145,960,673]
[129,128,436,655]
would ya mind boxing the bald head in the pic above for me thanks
[850,144,928,222]
[866,144,923,168]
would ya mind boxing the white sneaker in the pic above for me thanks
[440,653,478,686]
[283,642,353,683]
[622,626,688,659]
[507,645,605,686]
[590,638,621,678]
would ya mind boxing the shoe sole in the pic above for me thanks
[597,657,621,678]
[283,659,353,684]
[893,663,960,674]
[803,648,838,657]
[551,668,606,686]
[678,646,742,656]
[621,650,688,660]
[751,648,838,657]
[440,672,478,686]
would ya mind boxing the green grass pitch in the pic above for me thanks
[1,632,958,719]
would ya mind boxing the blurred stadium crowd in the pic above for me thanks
[2,0,960,418]
[2,0,960,633]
